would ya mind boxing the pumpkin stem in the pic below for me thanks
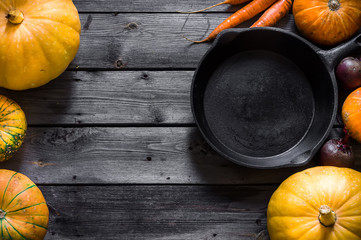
[319,205,337,227]
[328,0,340,11]
[6,9,24,25]
[0,210,5,219]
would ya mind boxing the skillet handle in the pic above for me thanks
[289,150,314,166]
[317,33,361,70]
[212,28,247,48]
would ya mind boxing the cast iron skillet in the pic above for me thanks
[191,27,361,168]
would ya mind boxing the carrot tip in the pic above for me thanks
[182,35,208,43]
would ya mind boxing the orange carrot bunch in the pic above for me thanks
[181,0,293,43]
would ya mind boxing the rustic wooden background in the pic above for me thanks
[0,1,360,239]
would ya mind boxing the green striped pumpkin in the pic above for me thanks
[0,95,26,162]
[0,170,49,240]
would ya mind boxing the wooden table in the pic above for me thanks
[0,1,360,239]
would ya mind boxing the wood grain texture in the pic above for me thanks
[69,13,296,69]
[41,185,273,240]
[0,70,344,126]
[1,127,357,185]
[73,0,248,13]
[0,71,193,125]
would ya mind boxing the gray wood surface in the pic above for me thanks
[73,0,249,13]
[0,71,343,126]
[0,1,358,239]
[0,71,193,125]
[41,185,273,240]
[68,14,296,69]
[1,127,358,185]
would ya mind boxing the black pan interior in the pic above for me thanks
[192,29,336,167]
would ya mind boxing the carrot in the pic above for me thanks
[184,0,278,43]
[178,0,251,14]
[250,0,292,27]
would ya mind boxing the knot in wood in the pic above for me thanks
[115,59,126,69]
[126,22,138,30]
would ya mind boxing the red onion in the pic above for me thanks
[335,57,361,90]
[320,130,354,168]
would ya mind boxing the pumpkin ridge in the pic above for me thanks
[296,222,320,240]
[0,123,24,133]
[7,214,47,217]
[0,125,26,132]
[0,130,24,140]
[336,192,361,215]
[3,185,36,211]
[23,0,70,17]
[334,11,348,35]
[338,8,359,32]
[28,18,80,45]
[0,135,17,155]
[0,219,3,239]
[335,221,361,240]
[27,16,81,34]
[0,109,19,120]
[20,24,53,70]
[6,218,47,230]
[323,9,341,37]
[7,202,46,214]
[0,135,12,152]
[341,5,361,16]
[0,172,17,209]
[0,1,9,11]
[20,0,60,14]
[4,221,12,240]
[16,25,51,78]
[344,111,361,123]
[0,98,11,113]
[24,19,78,70]
[269,215,316,219]
[294,5,326,17]
[4,218,27,240]
[280,187,320,212]
[348,97,361,101]
[295,171,326,210]
[297,9,329,36]
[2,101,17,113]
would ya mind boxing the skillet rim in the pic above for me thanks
[190,27,338,169]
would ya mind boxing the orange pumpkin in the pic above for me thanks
[0,95,27,162]
[342,87,361,143]
[293,0,361,46]
[0,0,81,90]
[0,169,49,240]
[267,166,361,240]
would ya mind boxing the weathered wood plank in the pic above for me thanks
[1,127,357,185]
[0,70,344,126]
[0,71,193,125]
[70,13,296,69]
[42,185,273,240]
[73,0,248,13]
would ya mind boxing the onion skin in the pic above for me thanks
[336,57,361,90]
[320,139,354,168]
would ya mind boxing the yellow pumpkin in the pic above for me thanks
[0,169,49,240]
[0,95,27,162]
[267,166,361,240]
[0,0,81,90]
